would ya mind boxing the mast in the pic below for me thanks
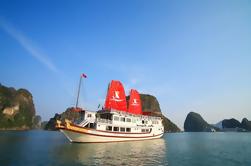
[76,73,87,108]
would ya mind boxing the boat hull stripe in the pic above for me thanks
[70,123,151,134]
[61,128,163,138]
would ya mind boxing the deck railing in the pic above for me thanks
[96,118,113,124]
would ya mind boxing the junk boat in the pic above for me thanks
[56,79,164,143]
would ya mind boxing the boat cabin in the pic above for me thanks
[79,110,162,134]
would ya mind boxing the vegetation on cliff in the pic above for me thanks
[0,84,40,130]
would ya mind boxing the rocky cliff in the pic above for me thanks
[241,118,251,131]
[44,107,82,130]
[45,94,180,132]
[139,94,180,132]
[184,111,251,132]
[221,118,251,131]
[0,84,40,130]
[184,112,217,132]
[222,118,242,128]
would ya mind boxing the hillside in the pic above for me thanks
[0,84,40,130]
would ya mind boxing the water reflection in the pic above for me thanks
[54,138,167,165]
[0,131,67,166]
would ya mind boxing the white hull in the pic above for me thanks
[60,129,163,143]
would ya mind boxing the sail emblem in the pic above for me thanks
[115,91,120,99]
[132,99,139,106]
[111,91,123,102]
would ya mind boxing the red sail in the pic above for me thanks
[104,80,127,112]
[128,89,142,115]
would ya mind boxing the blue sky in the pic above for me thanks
[0,0,251,129]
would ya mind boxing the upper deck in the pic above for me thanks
[74,109,163,134]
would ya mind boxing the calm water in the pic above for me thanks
[0,131,250,166]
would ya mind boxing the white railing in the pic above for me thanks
[96,118,113,124]
[78,119,90,127]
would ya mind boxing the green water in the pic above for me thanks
[0,131,250,166]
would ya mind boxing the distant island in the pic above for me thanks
[45,94,181,132]
[184,112,251,132]
[0,84,41,130]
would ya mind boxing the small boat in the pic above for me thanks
[56,79,164,143]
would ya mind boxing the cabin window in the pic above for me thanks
[120,117,125,122]
[87,114,92,118]
[120,127,125,132]
[141,129,146,132]
[113,116,119,121]
[126,118,131,123]
[142,120,144,124]
[153,121,158,124]
[106,126,112,131]
[113,127,119,132]
[146,129,149,132]
[126,128,131,132]
[99,113,112,120]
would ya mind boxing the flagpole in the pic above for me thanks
[76,75,82,108]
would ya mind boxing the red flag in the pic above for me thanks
[81,73,87,78]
